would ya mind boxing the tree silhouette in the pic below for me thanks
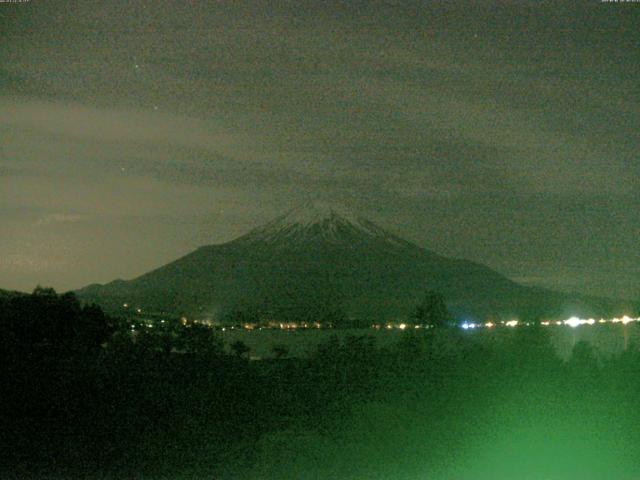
[271,343,289,359]
[413,291,452,328]
[1,287,111,355]
[179,323,223,356]
[571,340,599,369]
[231,340,250,359]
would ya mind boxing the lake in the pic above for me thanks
[218,323,640,360]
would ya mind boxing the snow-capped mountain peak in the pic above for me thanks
[236,201,410,247]
[275,201,353,227]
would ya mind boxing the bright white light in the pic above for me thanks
[564,317,582,328]
[485,322,495,328]
[621,316,633,325]
[586,319,595,325]
[505,320,518,328]
[541,321,550,326]
[399,323,406,330]
[461,322,470,330]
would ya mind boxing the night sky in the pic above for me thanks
[1,1,638,299]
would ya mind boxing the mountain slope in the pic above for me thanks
[77,203,629,322]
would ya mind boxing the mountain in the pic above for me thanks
[76,202,629,323]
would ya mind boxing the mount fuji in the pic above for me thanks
[76,202,626,323]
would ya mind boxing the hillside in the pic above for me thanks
[77,203,629,323]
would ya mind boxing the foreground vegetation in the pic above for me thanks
[1,289,640,479]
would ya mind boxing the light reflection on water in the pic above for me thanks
[218,324,640,360]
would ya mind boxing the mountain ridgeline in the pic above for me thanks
[76,203,628,324]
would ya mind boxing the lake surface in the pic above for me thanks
[218,323,640,360]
